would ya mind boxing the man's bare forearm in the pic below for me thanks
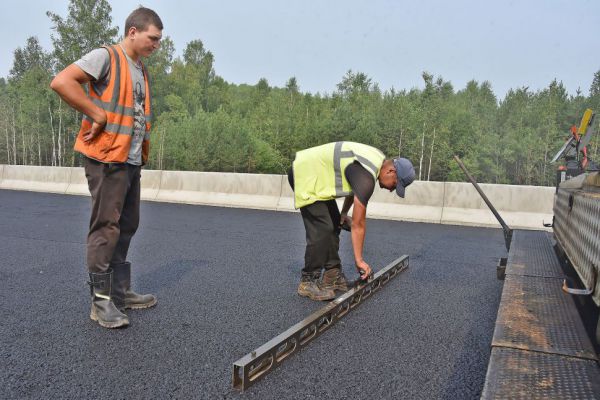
[50,65,106,124]
[351,222,366,263]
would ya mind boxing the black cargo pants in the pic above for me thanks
[84,157,141,273]
[300,199,342,277]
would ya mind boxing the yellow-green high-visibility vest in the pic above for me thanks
[292,141,386,209]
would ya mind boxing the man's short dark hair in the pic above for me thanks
[125,7,163,35]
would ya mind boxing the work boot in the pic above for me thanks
[88,271,129,329]
[111,261,157,311]
[321,267,349,292]
[297,273,336,301]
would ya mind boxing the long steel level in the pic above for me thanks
[232,255,409,392]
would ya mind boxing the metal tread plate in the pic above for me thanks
[492,274,597,360]
[506,230,564,278]
[481,347,600,400]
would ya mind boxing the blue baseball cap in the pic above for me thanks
[393,158,415,198]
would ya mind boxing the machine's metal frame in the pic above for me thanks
[553,182,600,307]
[232,255,409,392]
[454,155,513,251]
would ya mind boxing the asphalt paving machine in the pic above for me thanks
[551,108,600,344]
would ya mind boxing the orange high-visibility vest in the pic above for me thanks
[74,45,153,163]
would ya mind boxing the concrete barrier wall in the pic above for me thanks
[440,182,554,229]
[1,165,72,194]
[156,170,284,210]
[65,167,88,196]
[368,181,446,224]
[0,165,554,230]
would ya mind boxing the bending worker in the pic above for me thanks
[288,141,415,301]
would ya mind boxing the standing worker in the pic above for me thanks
[288,141,415,301]
[50,7,163,328]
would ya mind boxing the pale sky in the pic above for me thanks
[2,0,599,99]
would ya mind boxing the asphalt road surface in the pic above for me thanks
[0,189,506,399]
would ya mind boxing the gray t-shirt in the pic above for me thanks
[75,47,146,165]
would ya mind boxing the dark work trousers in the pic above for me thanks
[300,200,342,277]
[84,157,141,273]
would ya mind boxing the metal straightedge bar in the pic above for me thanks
[232,255,409,392]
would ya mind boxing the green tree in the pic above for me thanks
[47,0,118,70]
[336,70,373,97]
[4,36,54,165]
[169,39,216,115]
[448,80,500,183]
[535,80,569,185]
[146,36,175,116]
[9,37,53,80]
[256,78,271,98]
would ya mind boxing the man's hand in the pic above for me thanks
[356,259,372,281]
[83,115,107,142]
[340,213,352,231]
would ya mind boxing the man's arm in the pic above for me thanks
[350,196,372,280]
[50,64,106,142]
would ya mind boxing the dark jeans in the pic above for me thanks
[84,157,141,273]
[300,199,342,277]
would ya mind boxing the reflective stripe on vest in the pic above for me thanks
[74,45,152,163]
[333,142,381,197]
[293,142,385,209]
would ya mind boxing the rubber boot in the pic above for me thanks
[297,273,336,301]
[111,261,157,311]
[88,271,129,329]
[321,267,349,292]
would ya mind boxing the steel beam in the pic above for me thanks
[232,255,409,392]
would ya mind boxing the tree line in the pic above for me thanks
[2,0,600,186]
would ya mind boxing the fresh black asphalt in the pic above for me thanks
[0,189,506,399]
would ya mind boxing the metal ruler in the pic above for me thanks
[232,255,409,392]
